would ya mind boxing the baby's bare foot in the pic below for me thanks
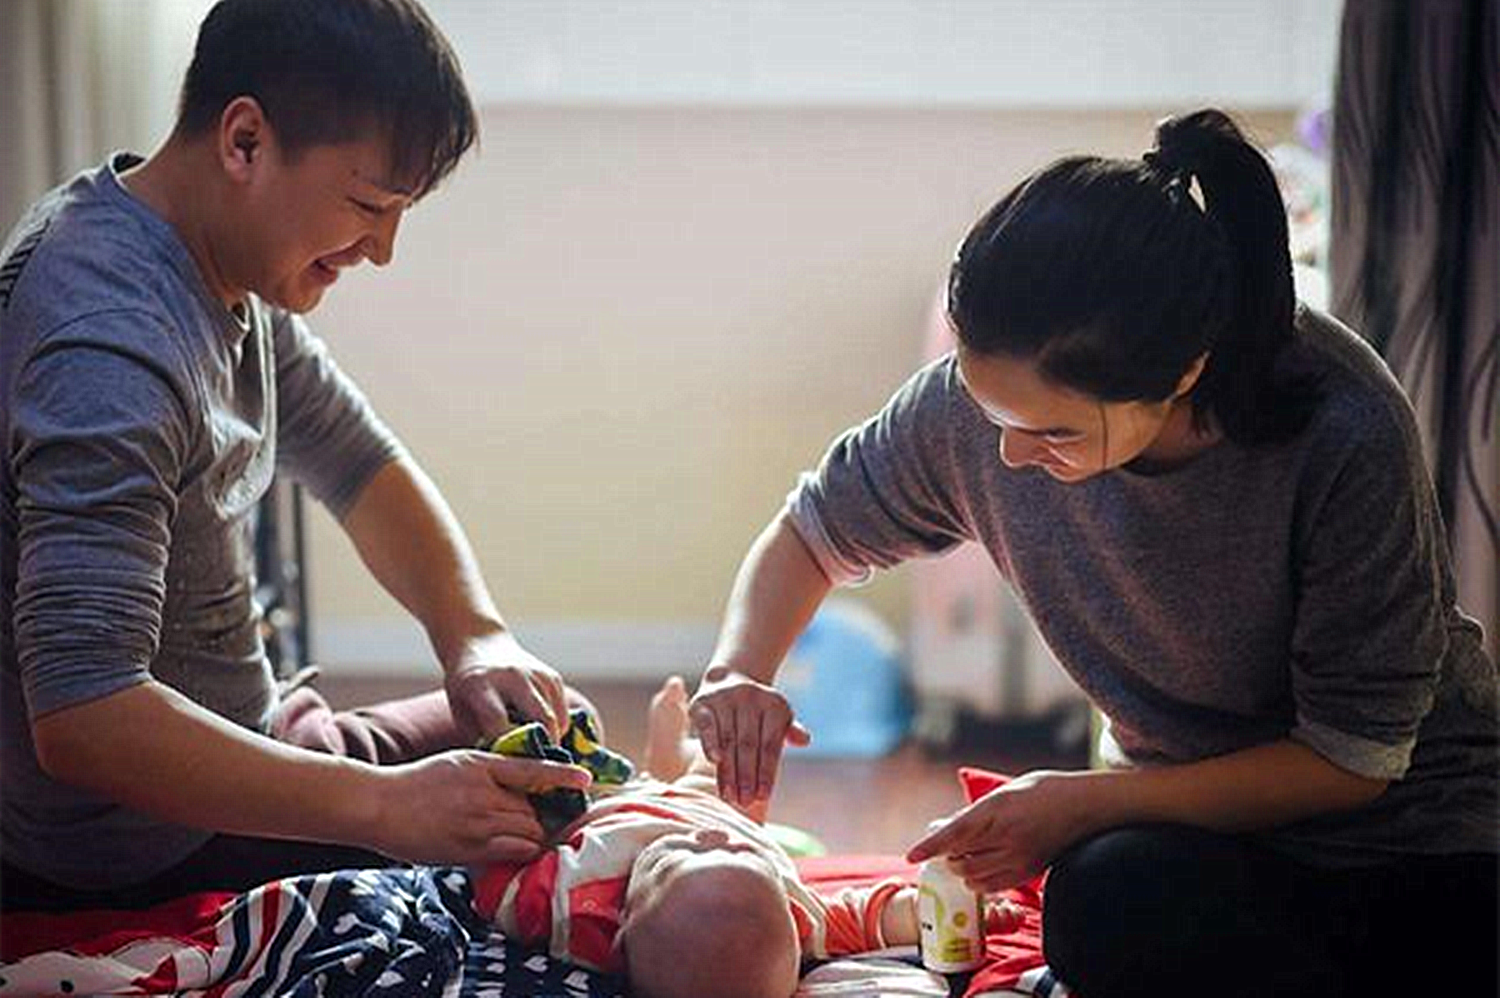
[645,675,693,780]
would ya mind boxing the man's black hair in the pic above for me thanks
[177,0,477,199]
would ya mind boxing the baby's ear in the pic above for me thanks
[610,914,632,965]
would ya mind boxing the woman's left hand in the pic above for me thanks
[905,770,1097,894]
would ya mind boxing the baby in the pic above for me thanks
[472,677,1015,998]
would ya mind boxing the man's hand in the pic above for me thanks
[29,681,591,864]
[905,770,1091,894]
[367,751,591,865]
[688,665,810,807]
[444,631,570,744]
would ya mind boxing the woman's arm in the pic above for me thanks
[908,739,1386,893]
[688,512,829,805]
[1083,738,1387,831]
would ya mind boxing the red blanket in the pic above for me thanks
[795,766,1058,998]
[953,767,1066,997]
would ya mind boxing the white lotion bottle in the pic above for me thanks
[917,821,984,973]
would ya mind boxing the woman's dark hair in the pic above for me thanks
[947,108,1322,445]
[176,0,477,200]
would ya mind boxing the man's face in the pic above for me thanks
[236,135,413,313]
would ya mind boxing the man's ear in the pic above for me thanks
[1173,352,1210,399]
[217,96,270,182]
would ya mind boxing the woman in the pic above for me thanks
[688,109,1497,996]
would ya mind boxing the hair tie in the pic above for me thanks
[1144,148,1206,213]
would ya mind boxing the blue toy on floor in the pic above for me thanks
[779,599,913,758]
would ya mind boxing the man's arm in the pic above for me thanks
[32,680,590,864]
[338,455,569,742]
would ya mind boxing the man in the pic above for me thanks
[1,0,588,912]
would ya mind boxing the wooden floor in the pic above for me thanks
[319,675,1083,856]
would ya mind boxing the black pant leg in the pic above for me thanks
[1343,851,1498,994]
[1042,823,1347,998]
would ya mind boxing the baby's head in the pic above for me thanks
[619,827,800,998]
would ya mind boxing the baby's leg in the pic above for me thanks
[644,675,695,780]
[646,676,771,822]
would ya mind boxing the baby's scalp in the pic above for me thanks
[620,860,801,998]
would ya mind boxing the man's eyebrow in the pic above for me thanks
[368,185,414,201]
[352,170,414,199]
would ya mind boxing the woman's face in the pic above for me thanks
[955,347,1204,482]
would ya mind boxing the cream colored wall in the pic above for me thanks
[307,106,1293,672]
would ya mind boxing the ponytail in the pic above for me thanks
[948,107,1322,447]
[1150,109,1323,443]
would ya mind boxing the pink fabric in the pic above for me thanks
[271,685,466,763]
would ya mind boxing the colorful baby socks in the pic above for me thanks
[483,709,635,834]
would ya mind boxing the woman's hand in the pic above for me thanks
[444,631,570,744]
[906,770,1095,894]
[688,665,811,806]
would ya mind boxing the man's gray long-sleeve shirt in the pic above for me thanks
[1,155,403,888]
[788,307,1498,866]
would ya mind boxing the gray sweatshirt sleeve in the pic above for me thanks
[1287,396,1449,781]
[272,312,404,519]
[10,321,194,718]
[786,357,974,585]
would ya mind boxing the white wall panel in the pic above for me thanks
[427,0,1342,108]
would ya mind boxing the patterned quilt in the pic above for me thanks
[0,866,628,998]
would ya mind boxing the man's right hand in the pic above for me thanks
[688,666,810,807]
[367,751,591,865]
